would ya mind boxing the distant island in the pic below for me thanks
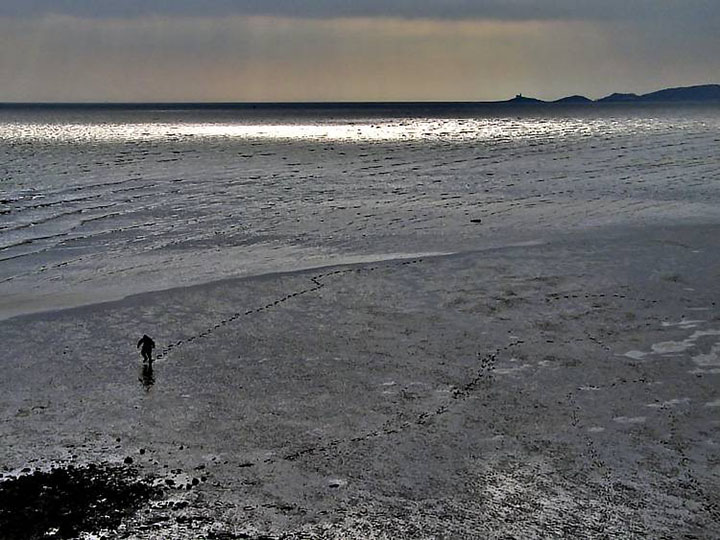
[507,84,720,105]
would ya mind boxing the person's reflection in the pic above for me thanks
[140,363,155,391]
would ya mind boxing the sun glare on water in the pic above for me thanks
[0,116,680,144]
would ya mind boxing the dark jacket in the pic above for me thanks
[137,335,155,352]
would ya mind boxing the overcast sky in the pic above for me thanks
[0,1,717,102]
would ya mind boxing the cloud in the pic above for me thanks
[1,0,717,23]
[0,1,717,102]
[0,14,717,103]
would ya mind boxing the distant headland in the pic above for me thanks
[506,84,720,105]
[0,84,718,109]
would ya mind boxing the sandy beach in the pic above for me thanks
[2,219,720,538]
[1,0,719,532]
[2,105,720,538]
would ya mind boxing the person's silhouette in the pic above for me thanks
[137,334,156,365]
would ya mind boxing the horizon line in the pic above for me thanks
[0,100,718,108]
[2,82,718,108]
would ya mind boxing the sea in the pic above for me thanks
[1,103,719,320]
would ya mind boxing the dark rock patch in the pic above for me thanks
[0,463,162,540]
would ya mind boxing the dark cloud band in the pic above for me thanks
[1,0,717,22]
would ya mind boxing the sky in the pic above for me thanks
[0,1,717,102]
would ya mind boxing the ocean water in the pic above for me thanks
[1,104,719,319]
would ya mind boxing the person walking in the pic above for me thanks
[137,334,156,365]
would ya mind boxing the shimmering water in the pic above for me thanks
[1,105,719,318]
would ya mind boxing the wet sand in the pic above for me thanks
[2,222,719,538]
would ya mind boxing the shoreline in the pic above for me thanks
[0,239,551,323]
[4,216,717,324]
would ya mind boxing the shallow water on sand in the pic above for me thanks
[1,105,719,318]
[3,104,720,538]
